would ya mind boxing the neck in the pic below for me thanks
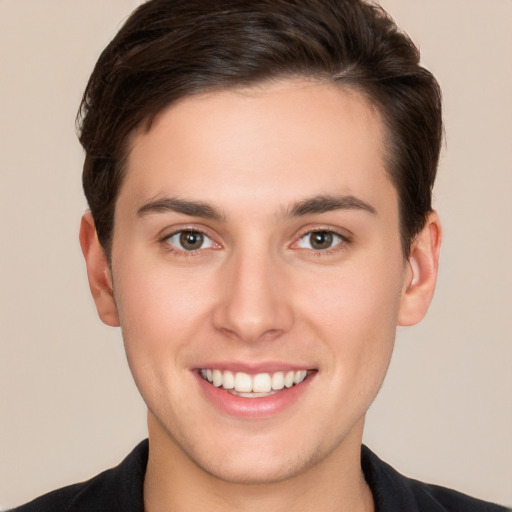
[143,413,374,512]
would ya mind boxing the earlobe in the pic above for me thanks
[398,211,442,326]
[79,212,120,327]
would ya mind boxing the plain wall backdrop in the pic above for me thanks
[1,0,510,508]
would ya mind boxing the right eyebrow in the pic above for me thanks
[287,194,377,217]
[136,197,225,221]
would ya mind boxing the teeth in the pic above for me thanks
[234,372,252,392]
[222,370,234,390]
[294,370,307,384]
[200,368,309,393]
[271,372,285,390]
[212,369,223,387]
[252,373,272,393]
[284,371,294,388]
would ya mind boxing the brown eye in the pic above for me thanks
[180,231,204,250]
[310,232,333,250]
[297,231,343,251]
[166,230,214,251]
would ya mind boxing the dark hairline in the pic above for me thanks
[79,0,442,262]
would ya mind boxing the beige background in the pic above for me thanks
[1,0,510,508]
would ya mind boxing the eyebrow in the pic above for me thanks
[137,197,225,221]
[287,195,377,217]
[136,194,377,221]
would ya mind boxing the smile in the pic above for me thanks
[199,369,309,397]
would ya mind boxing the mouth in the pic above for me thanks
[199,368,310,398]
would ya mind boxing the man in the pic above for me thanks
[11,0,509,511]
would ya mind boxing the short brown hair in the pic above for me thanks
[78,0,442,258]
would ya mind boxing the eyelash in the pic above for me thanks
[293,229,350,255]
[159,228,351,256]
[160,229,218,256]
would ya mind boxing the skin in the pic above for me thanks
[80,79,441,512]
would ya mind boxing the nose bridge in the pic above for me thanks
[213,241,293,343]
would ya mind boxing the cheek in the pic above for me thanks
[112,258,214,372]
[296,253,405,377]
[116,253,208,318]
[301,259,403,333]
[112,262,217,424]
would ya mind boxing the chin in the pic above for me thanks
[194,446,317,485]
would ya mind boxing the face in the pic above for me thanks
[108,80,411,483]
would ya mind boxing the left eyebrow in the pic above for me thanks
[287,194,377,217]
[137,197,225,221]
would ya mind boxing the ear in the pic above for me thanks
[398,211,442,326]
[79,212,120,327]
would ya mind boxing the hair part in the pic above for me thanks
[78,0,442,258]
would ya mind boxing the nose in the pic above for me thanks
[212,247,294,344]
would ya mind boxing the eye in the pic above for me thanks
[165,230,215,251]
[297,230,344,251]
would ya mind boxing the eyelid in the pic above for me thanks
[156,224,351,255]
[297,231,343,249]
[159,225,221,253]
[291,226,352,253]
[168,231,214,250]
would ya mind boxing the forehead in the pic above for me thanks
[119,79,396,218]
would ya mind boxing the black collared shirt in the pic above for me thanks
[11,440,510,511]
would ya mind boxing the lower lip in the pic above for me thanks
[195,372,315,418]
